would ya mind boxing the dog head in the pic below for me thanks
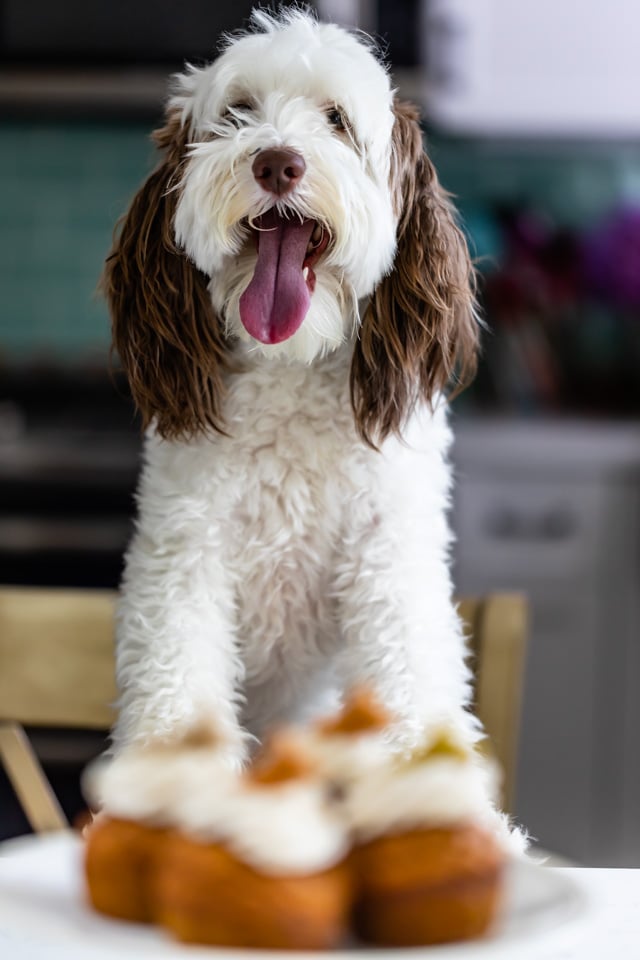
[106,9,478,446]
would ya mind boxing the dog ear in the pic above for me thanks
[104,111,231,440]
[350,100,479,447]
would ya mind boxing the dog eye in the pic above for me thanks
[326,106,347,131]
[223,101,254,125]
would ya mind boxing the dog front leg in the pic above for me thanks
[333,509,479,752]
[111,524,247,768]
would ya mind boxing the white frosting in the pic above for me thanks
[82,746,238,827]
[346,754,502,841]
[175,776,349,875]
[293,726,394,784]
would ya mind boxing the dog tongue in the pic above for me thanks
[239,210,315,344]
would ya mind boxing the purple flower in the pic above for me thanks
[582,207,640,308]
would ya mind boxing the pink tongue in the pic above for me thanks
[239,210,315,344]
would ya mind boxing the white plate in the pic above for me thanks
[0,832,587,960]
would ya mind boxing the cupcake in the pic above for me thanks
[156,733,353,949]
[84,816,165,924]
[83,725,235,924]
[348,731,507,946]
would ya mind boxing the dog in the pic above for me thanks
[105,8,481,769]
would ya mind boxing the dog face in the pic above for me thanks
[105,9,478,445]
[172,13,397,363]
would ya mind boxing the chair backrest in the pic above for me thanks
[0,586,117,730]
[0,586,527,831]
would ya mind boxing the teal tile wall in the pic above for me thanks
[0,121,154,361]
[428,134,640,263]
[1,120,639,360]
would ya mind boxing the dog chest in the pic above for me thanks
[226,419,356,678]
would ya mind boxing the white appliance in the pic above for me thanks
[422,0,640,137]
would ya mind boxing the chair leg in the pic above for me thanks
[0,721,68,833]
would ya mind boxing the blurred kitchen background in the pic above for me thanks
[1,0,639,865]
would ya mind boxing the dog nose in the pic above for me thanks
[252,148,306,196]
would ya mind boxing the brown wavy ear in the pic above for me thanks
[104,111,231,440]
[351,100,479,447]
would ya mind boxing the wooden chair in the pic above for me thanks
[0,587,117,832]
[458,594,528,813]
[0,586,527,833]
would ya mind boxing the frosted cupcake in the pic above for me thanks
[348,731,507,946]
[156,733,353,949]
[83,725,236,924]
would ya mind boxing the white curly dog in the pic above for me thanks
[105,9,486,776]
